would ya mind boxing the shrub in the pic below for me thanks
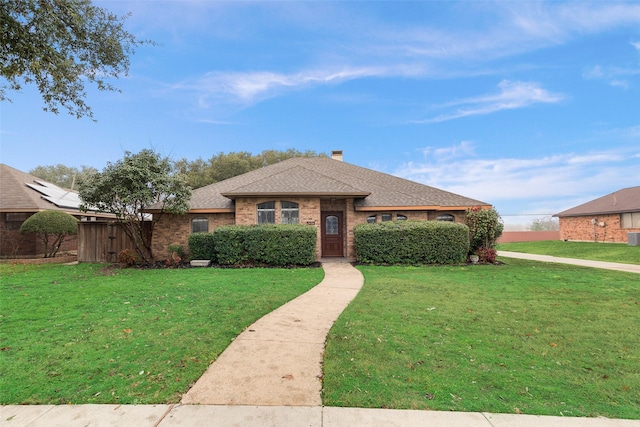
[475,246,497,263]
[214,224,317,266]
[117,248,139,267]
[19,210,78,258]
[188,232,217,261]
[354,220,469,265]
[465,206,504,253]
[166,244,184,267]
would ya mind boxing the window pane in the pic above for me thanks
[281,201,299,224]
[624,212,640,229]
[397,214,407,221]
[437,214,455,222]
[381,214,392,222]
[191,217,209,233]
[257,201,275,224]
[326,215,339,235]
[366,215,376,223]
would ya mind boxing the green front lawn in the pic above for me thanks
[498,240,640,265]
[0,263,322,404]
[323,260,640,419]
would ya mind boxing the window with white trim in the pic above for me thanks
[366,215,377,223]
[397,214,407,221]
[437,214,455,222]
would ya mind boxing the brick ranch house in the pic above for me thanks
[554,186,640,243]
[148,151,491,261]
[0,164,114,258]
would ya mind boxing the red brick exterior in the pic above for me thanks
[559,214,640,243]
[151,197,469,261]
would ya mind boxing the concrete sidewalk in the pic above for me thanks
[498,251,640,273]
[3,404,639,426]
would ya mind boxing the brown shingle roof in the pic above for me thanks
[0,164,114,218]
[554,186,640,217]
[180,157,489,211]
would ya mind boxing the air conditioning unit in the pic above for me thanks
[629,233,640,246]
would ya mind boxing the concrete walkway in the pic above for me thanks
[498,251,640,273]
[2,258,639,426]
[182,259,364,406]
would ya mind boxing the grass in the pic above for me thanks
[323,259,640,419]
[498,240,640,265]
[0,263,323,405]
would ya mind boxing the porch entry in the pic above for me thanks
[321,211,344,257]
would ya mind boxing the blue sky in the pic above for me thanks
[1,1,639,228]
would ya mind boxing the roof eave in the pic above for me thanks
[355,204,491,212]
[221,191,371,199]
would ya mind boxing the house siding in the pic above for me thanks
[559,214,640,243]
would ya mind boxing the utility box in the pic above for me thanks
[629,233,640,246]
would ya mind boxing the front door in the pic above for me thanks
[321,211,343,257]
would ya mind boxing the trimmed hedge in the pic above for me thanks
[188,232,217,261]
[214,224,317,266]
[354,220,470,264]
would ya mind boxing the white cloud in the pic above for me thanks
[393,145,639,218]
[174,65,425,107]
[414,80,564,123]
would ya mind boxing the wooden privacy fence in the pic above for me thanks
[78,221,151,263]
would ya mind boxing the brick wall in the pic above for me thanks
[151,212,234,260]
[559,214,640,243]
[237,197,323,258]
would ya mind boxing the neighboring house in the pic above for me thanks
[148,151,491,261]
[554,186,640,243]
[0,164,113,258]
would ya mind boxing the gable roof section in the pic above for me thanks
[554,186,640,217]
[178,157,489,212]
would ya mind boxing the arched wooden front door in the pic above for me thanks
[321,211,343,257]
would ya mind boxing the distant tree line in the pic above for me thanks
[30,149,327,190]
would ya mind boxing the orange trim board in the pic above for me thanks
[355,205,492,212]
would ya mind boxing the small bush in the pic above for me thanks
[475,246,497,263]
[166,244,184,267]
[214,224,317,266]
[188,233,217,261]
[354,220,469,265]
[117,249,139,267]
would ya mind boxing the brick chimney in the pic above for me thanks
[331,150,343,161]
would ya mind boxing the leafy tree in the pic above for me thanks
[19,210,77,258]
[79,149,191,263]
[465,206,504,253]
[529,216,559,231]
[1,0,148,119]
[177,149,327,189]
[29,164,97,190]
